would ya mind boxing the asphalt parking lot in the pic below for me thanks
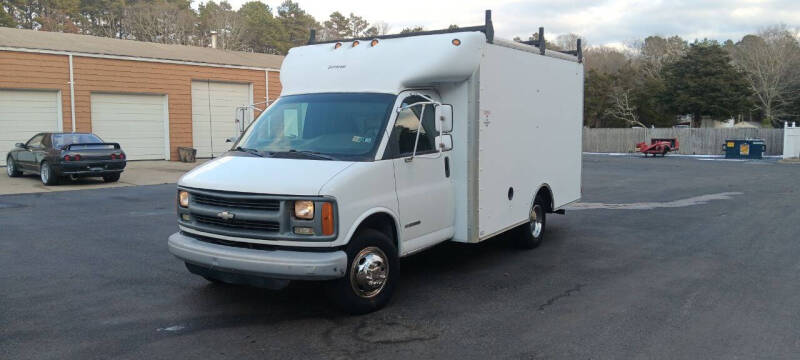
[2,155,799,359]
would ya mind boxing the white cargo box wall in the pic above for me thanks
[437,41,583,243]
[472,42,583,241]
[281,27,583,245]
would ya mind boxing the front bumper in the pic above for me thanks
[168,232,347,280]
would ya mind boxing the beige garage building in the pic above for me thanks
[0,27,283,165]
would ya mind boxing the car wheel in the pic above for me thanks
[6,157,22,177]
[40,161,58,185]
[103,173,121,183]
[326,229,398,314]
[515,196,546,249]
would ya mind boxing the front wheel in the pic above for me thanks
[515,197,546,249]
[6,157,22,177]
[40,161,58,185]
[326,229,398,314]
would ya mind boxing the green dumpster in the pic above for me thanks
[723,139,765,159]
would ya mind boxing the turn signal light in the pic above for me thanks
[120,153,125,160]
[74,154,81,161]
[64,155,71,161]
[110,154,116,160]
[321,202,334,236]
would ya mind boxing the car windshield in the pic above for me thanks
[236,93,396,161]
[53,133,103,148]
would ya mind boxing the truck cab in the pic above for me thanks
[169,12,583,314]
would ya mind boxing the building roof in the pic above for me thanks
[0,27,283,70]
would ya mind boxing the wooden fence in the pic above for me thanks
[583,128,785,155]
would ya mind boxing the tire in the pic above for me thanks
[515,196,547,249]
[103,173,121,182]
[6,157,22,177]
[326,229,398,314]
[662,147,669,157]
[40,161,58,185]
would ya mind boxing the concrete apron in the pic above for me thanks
[0,160,206,195]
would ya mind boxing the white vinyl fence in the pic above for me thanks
[784,123,800,159]
[583,128,785,155]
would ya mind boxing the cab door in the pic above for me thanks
[383,92,454,253]
[18,133,45,171]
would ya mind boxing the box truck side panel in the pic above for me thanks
[477,43,583,240]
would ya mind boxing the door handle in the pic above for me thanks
[444,156,450,178]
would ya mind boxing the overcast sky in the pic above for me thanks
[222,0,800,47]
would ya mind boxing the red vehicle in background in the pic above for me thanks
[636,138,679,157]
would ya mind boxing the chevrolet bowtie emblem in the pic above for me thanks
[217,211,235,220]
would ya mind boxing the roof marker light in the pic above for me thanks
[452,39,461,46]
[371,39,379,47]
[334,42,342,49]
[352,40,360,47]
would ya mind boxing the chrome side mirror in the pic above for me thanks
[15,143,26,149]
[435,104,453,133]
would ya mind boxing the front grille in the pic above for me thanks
[193,193,280,211]
[194,214,280,232]
[179,188,337,242]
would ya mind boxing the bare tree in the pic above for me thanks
[634,35,687,79]
[126,1,195,45]
[584,46,630,74]
[555,33,583,51]
[731,25,800,126]
[370,20,390,35]
[606,87,647,128]
[198,1,243,50]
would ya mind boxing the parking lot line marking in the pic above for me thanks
[156,325,185,332]
[566,192,743,210]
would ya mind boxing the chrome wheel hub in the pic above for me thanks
[350,246,389,298]
[6,161,12,176]
[41,165,49,183]
[530,205,543,238]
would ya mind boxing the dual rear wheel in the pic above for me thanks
[515,195,547,249]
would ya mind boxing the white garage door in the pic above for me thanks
[192,81,251,158]
[0,89,61,166]
[91,93,168,160]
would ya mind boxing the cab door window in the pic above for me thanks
[385,96,437,158]
[26,134,45,148]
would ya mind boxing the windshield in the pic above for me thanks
[53,133,103,148]
[236,93,396,161]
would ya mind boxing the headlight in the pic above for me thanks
[178,191,189,208]
[294,200,314,219]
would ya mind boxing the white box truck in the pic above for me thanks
[168,11,583,314]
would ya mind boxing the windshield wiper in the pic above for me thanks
[233,146,264,157]
[270,150,336,160]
